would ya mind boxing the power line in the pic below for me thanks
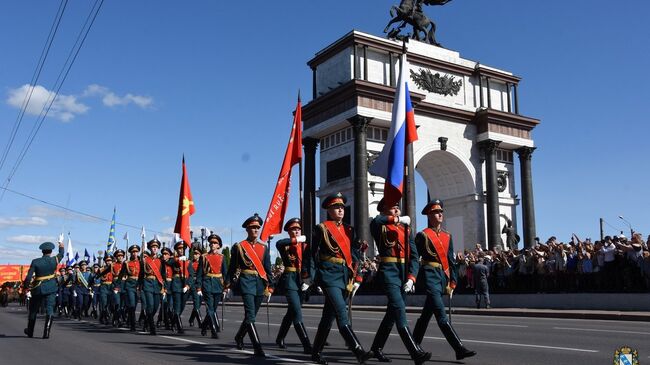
[0,185,166,236]
[0,0,105,201]
[0,0,69,174]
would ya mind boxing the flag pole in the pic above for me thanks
[298,91,304,222]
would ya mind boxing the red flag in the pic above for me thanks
[260,97,302,241]
[174,156,195,244]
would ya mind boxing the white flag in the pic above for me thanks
[66,233,75,265]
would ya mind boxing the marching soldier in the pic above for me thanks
[275,218,313,354]
[369,199,431,364]
[23,241,64,339]
[90,263,101,319]
[143,239,166,335]
[97,255,114,324]
[226,213,274,358]
[187,245,204,329]
[170,240,190,334]
[123,245,144,332]
[310,193,372,365]
[74,261,92,319]
[160,246,174,330]
[56,267,66,316]
[61,266,74,318]
[201,233,227,339]
[111,249,126,327]
[412,199,476,360]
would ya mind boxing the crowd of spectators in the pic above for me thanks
[454,233,650,294]
[268,232,649,295]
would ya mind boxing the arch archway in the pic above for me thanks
[415,150,482,252]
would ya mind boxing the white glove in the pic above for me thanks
[398,215,411,226]
[58,233,64,244]
[301,283,310,292]
[222,289,230,300]
[73,291,78,297]
[197,291,203,297]
[113,289,119,294]
[351,282,361,297]
[296,235,307,243]
[183,286,189,293]
[26,291,32,299]
[403,279,414,293]
[316,286,323,295]
[266,293,272,303]
[89,291,94,298]
[178,256,187,261]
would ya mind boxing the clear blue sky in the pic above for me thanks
[1,1,648,264]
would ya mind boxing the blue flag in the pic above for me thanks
[107,207,116,254]
[84,249,90,261]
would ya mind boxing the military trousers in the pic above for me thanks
[29,293,56,317]
[189,288,202,311]
[143,290,161,315]
[241,293,263,323]
[417,289,448,326]
[172,291,187,315]
[282,289,303,325]
[124,280,139,309]
[204,291,221,317]
[378,284,409,329]
[318,286,351,329]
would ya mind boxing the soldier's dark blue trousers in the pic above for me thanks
[282,289,303,325]
[319,286,350,328]
[242,293,263,323]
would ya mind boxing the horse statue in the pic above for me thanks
[383,0,452,46]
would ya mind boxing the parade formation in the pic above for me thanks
[20,193,477,365]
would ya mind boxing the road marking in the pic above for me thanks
[352,330,598,353]
[452,321,528,328]
[234,349,313,363]
[554,327,650,335]
[159,335,207,345]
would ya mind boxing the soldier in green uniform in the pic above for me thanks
[310,193,372,365]
[369,199,430,364]
[187,245,204,329]
[122,245,143,332]
[412,199,476,360]
[160,246,174,330]
[226,213,274,357]
[97,254,115,325]
[201,234,227,339]
[23,241,64,338]
[170,240,190,334]
[274,218,313,354]
[143,239,166,335]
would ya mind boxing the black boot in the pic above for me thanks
[175,313,185,334]
[412,317,427,345]
[247,322,265,357]
[398,327,431,365]
[24,316,36,338]
[235,321,247,350]
[439,321,476,360]
[148,313,157,336]
[340,325,373,364]
[311,322,331,365]
[129,308,136,332]
[195,309,203,329]
[189,309,197,327]
[275,315,292,349]
[201,314,210,336]
[138,309,145,325]
[43,315,53,339]
[295,322,313,354]
[210,313,219,339]
[371,319,393,362]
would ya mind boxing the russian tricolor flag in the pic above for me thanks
[369,53,418,206]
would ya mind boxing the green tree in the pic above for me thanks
[275,256,283,266]
[222,246,231,268]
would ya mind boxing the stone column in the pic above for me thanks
[516,146,537,249]
[479,140,502,251]
[302,137,319,244]
[348,116,372,256]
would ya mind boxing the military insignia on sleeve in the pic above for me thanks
[613,346,639,365]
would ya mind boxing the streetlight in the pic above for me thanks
[618,215,634,238]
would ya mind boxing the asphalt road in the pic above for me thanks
[1,302,648,364]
